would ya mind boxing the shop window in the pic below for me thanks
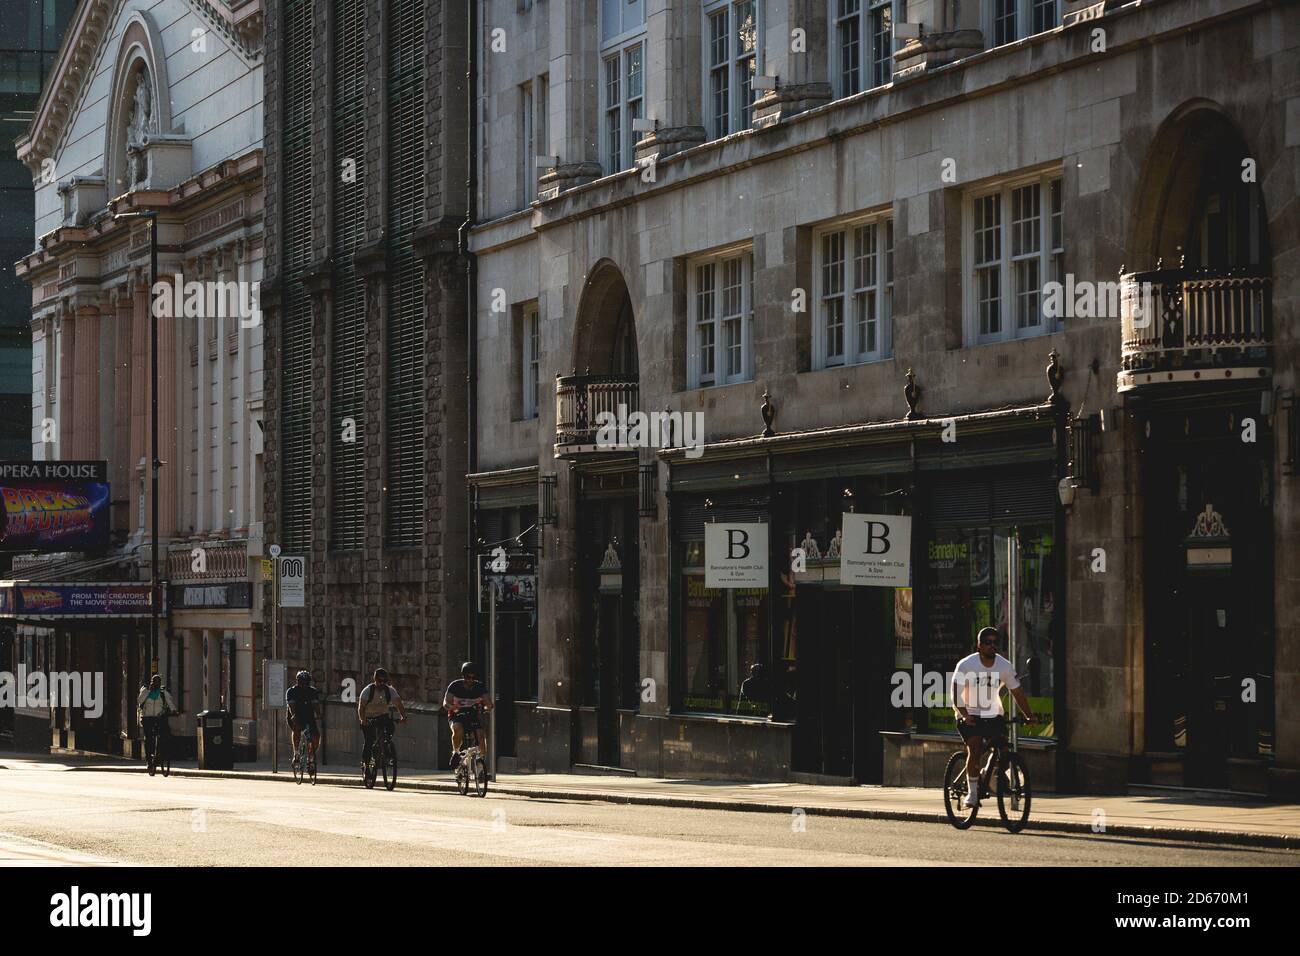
[681,540,770,715]
[963,171,1063,345]
[814,214,894,368]
[922,523,1057,736]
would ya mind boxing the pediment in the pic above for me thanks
[16,0,263,174]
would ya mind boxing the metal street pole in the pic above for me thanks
[272,553,279,774]
[488,578,497,781]
[1008,527,1020,751]
[149,214,159,678]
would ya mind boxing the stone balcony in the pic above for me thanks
[554,373,640,459]
[1118,267,1272,392]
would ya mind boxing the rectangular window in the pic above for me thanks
[709,9,730,138]
[602,41,644,172]
[869,0,893,88]
[815,214,894,368]
[537,74,549,163]
[990,0,1059,46]
[689,250,753,388]
[836,0,862,96]
[993,0,1017,46]
[704,1,759,139]
[966,172,1063,344]
[833,0,898,97]
[604,54,621,172]
[522,308,539,420]
[521,82,535,203]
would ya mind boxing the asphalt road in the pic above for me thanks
[1,758,1297,866]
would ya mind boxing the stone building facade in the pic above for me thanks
[469,0,1299,795]
[11,0,266,756]
[259,0,469,764]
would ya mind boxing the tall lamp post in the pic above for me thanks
[113,209,160,677]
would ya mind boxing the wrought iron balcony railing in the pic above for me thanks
[554,373,639,458]
[1118,267,1271,391]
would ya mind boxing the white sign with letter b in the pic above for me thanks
[705,522,768,589]
[841,513,911,587]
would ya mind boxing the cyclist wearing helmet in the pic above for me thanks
[285,670,322,768]
[443,661,492,768]
[358,668,406,768]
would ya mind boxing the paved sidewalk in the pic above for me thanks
[12,749,1297,849]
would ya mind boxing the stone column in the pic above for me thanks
[73,299,101,458]
[114,291,134,496]
[192,254,208,537]
[211,247,230,535]
[57,305,76,459]
[157,269,180,541]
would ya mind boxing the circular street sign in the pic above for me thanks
[269,544,282,558]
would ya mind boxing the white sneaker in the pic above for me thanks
[962,790,980,809]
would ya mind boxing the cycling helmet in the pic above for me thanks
[295,670,311,684]
[461,661,478,678]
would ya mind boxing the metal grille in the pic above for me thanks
[385,0,426,547]
[279,0,316,551]
[331,0,367,550]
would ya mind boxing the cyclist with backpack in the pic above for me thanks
[357,668,406,769]
[136,674,176,769]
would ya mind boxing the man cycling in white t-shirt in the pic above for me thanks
[951,626,1036,808]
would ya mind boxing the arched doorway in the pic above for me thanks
[1127,104,1275,792]
[566,262,641,768]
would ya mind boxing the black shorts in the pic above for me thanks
[449,711,481,732]
[957,715,1006,743]
[288,715,319,738]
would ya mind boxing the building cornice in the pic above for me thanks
[527,0,1268,236]
[14,148,264,282]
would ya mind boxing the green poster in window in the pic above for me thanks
[972,598,990,635]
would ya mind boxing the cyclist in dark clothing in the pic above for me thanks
[443,661,492,768]
[286,670,322,768]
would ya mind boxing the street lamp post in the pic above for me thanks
[114,210,160,678]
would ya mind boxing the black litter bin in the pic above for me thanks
[196,709,234,770]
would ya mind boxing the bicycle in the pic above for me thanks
[361,714,400,791]
[943,714,1033,833]
[451,704,489,798]
[292,723,318,786]
[143,714,171,778]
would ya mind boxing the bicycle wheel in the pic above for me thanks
[362,754,376,789]
[943,751,979,829]
[146,734,156,776]
[383,742,397,791]
[996,752,1032,834]
[473,756,488,797]
[293,745,304,784]
[160,736,170,777]
[456,756,469,795]
[308,750,317,785]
